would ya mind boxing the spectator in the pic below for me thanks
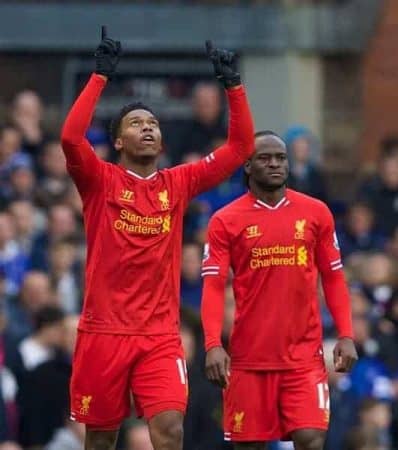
[48,239,81,314]
[17,305,65,372]
[30,204,78,271]
[7,200,38,259]
[357,252,397,318]
[358,136,398,237]
[0,126,31,197]
[36,140,70,208]
[2,161,36,205]
[181,242,203,310]
[5,271,56,343]
[17,306,71,449]
[337,201,387,258]
[0,212,29,297]
[171,82,226,163]
[284,125,327,202]
[10,90,46,157]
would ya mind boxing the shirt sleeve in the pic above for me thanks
[315,203,354,339]
[170,85,254,203]
[60,73,107,196]
[201,215,231,351]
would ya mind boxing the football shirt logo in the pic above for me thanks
[158,190,170,210]
[119,189,134,203]
[294,219,306,239]
[246,225,262,239]
[80,395,92,415]
[233,411,245,432]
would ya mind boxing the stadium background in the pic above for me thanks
[0,0,397,449]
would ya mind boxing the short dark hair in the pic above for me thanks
[243,130,284,187]
[33,305,65,332]
[109,102,155,143]
[254,130,282,140]
[380,136,398,159]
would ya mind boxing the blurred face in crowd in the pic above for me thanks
[359,253,394,287]
[359,401,392,430]
[8,200,35,237]
[380,152,398,190]
[48,205,76,240]
[0,212,15,248]
[352,314,371,345]
[40,318,67,349]
[114,109,162,163]
[12,90,43,123]
[291,136,311,165]
[181,243,202,282]
[10,166,35,195]
[245,134,289,192]
[192,83,222,126]
[50,242,76,275]
[20,272,54,312]
[350,289,371,317]
[126,424,153,450]
[0,127,22,163]
[347,203,374,236]
[41,141,67,178]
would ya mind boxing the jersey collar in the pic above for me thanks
[250,192,291,210]
[126,169,158,180]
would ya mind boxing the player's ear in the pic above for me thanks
[114,137,123,151]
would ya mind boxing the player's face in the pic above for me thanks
[115,109,162,160]
[246,135,289,190]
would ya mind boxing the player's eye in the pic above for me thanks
[130,120,140,126]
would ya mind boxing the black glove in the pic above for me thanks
[206,40,241,89]
[94,25,122,80]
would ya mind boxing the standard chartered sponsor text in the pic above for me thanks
[250,245,307,269]
[114,209,170,234]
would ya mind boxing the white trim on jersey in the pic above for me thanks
[255,197,288,210]
[126,169,158,180]
[205,152,216,163]
[201,271,220,277]
[330,259,343,270]
[202,265,220,270]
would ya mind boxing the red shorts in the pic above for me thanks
[70,331,188,429]
[224,361,329,442]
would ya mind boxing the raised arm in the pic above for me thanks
[60,26,121,193]
[315,203,358,373]
[171,41,254,200]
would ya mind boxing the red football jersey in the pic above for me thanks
[201,189,352,370]
[61,74,254,335]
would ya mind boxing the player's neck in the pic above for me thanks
[119,155,158,178]
[250,184,286,206]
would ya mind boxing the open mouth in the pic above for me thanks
[141,134,155,143]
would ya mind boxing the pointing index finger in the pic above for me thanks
[101,25,107,40]
[205,40,214,56]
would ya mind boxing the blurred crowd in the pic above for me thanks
[0,79,397,450]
